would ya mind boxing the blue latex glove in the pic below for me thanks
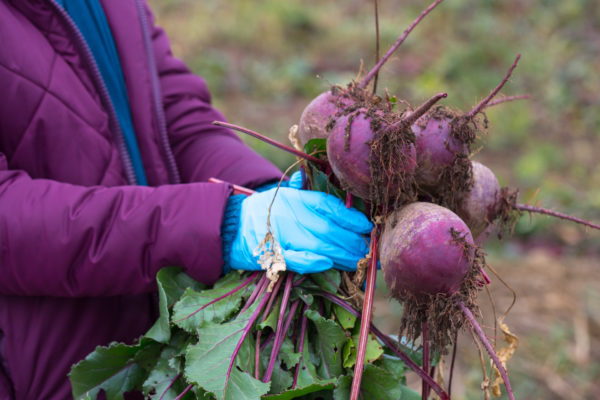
[287,170,303,189]
[229,187,373,274]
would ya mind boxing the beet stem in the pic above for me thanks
[372,0,381,94]
[516,203,600,230]
[260,331,275,352]
[158,373,181,400]
[359,0,445,89]
[293,276,307,287]
[485,94,531,108]
[255,274,285,378]
[263,273,295,382]
[480,268,491,285]
[262,276,285,324]
[465,54,521,119]
[174,272,258,323]
[213,121,327,165]
[173,384,193,400]
[254,332,261,380]
[292,303,310,389]
[448,331,458,397]
[264,299,301,382]
[224,289,272,396]
[317,290,450,400]
[350,230,379,400]
[427,365,436,399]
[346,192,354,208]
[421,322,430,400]
[396,92,448,128]
[457,300,515,400]
[240,274,268,315]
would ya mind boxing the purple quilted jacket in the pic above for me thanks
[0,0,282,398]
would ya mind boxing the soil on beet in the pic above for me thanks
[417,105,485,213]
[325,83,418,216]
[496,186,521,238]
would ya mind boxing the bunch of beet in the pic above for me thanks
[214,0,600,398]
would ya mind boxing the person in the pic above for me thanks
[0,1,372,398]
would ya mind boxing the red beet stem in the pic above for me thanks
[262,276,285,325]
[346,192,354,208]
[480,268,491,285]
[224,290,271,396]
[395,92,448,128]
[372,0,381,94]
[457,300,515,400]
[255,275,285,378]
[318,291,450,400]
[448,332,458,397]
[516,203,600,230]
[485,94,531,108]
[358,0,445,89]
[421,322,430,400]
[174,271,259,323]
[427,366,435,399]
[260,331,275,352]
[213,121,327,165]
[265,299,300,380]
[293,276,308,287]
[263,273,295,382]
[254,334,261,380]
[292,303,310,389]
[465,54,521,119]
[173,384,193,400]
[240,274,269,314]
[158,373,181,400]
[350,230,379,400]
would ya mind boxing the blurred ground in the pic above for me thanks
[148,0,599,398]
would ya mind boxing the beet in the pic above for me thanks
[326,110,376,199]
[456,161,501,237]
[325,93,448,203]
[297,91,339,147]
[410,55,521,195]
[326,109,417,200]
[379,202,474,297]
[412,108,470,189]
[297,90,354,147]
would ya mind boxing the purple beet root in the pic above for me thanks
[456,161,501,237]
[326,110,374,199]
[326,109,417,200]
[380,202,474,297]
[412,111,469,189]
[297,90,353,147]
[410,55,521,193]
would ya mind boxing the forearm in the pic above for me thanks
[0,170,231,297]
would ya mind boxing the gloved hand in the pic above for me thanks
[287,169,304,189]
[229,187,373,274]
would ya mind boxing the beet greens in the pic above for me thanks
[70,267,431,400]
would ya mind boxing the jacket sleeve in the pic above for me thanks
[143,3,283,189]
[0,154,231,297]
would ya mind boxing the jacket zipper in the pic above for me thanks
[48,0,139,186]
[135,0,181,185]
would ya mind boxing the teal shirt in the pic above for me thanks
[56,0,148,185]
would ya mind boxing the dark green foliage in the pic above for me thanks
[70,268,418,399]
